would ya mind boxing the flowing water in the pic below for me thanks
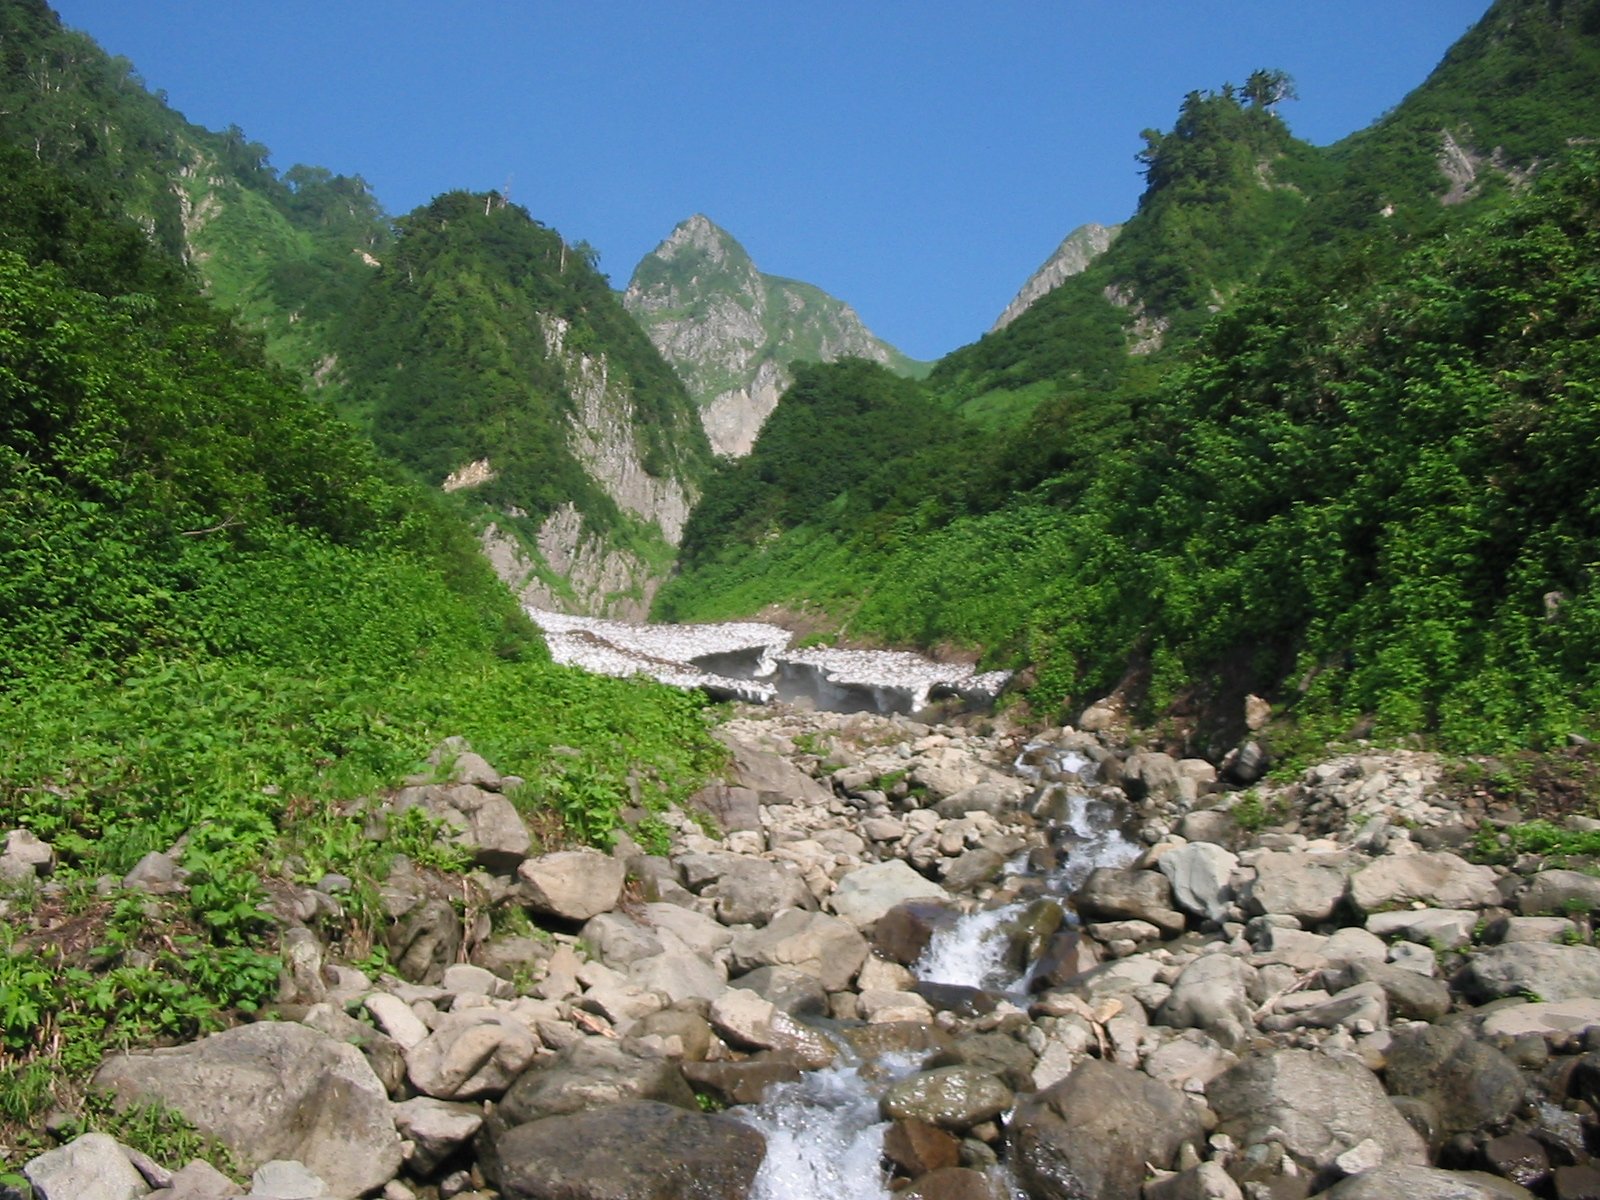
[740,737,1139,1199]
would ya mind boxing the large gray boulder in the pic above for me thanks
[1240,851,1350,923]
[92,1022,401,1200]
[729,908,869,992]
[1157,842,1239,924]
[1010,1058,1204,1200]
[677,851,814,925]
[405,1010,539,1100]
[880,1067,1013,1132]
[391,782,530,871]
[1207,1048,1427,1176]
[518,849,625,921]
[491,1036,697,1132]
[1156,952,1257,1050]
[1457,942,1600,1003]
[1518,868,1600,916]
[1349,851,1500,915]
[24,1133,146,1200]
[830,860,950,929]
[1383,1025,1526,1138]
[718,731,834,806]
[483,1100,766,1200]
[1072,867,1186,937]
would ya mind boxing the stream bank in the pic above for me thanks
[13,698,1600,1200]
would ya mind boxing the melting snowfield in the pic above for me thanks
[527,608,1011,714]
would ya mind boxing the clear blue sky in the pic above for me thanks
[53,1,1488,361]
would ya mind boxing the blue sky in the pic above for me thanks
[54,2,1488,360]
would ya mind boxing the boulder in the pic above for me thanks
[901,1167,1008,1200]
[1207,1048,1427,1176]
[382,891,461,985]
[688,783,763,833]
[880,1067,1013,1131]
[830,860,950,929]
[874,899,956,966]
[405,1011,539,1100]
[708,988,836,1067]
[681,1058,804,1106]
[1143,1162,1244,1200]
[1518,868,1600,916]
[733,964,830,1017]
[1457,942,1600,1003]
[728,908,869,992]
[1383,1025,1526,1138]
[708,857,814,925]
[1011,1059,1204,1200]
[1336,960,1452,1022]
[718,731,835,806]
[518,850,625,922]
[1479,998,1600,1042]
[1317,1163,1534,1199]
[1366,907,1479,949]
[493,1036,696,1135]
[1240,851,1349,923]
[92,1022,401,1200]
[883,1119,962,1175]
[1122,752,1184,804]
[1157,842,1239,924]
[391,1097,482,1175]
[1156,952,1257,1050]
[1072,867,1186,937]
[391,782,530,871]
[24,1132,146,1200]
[0,828,54,881]
[484,1100,767,1200]
[1349,851,1499,915]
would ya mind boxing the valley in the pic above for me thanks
[2,0,1600,1197]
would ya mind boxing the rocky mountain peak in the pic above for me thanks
[991,222,1121,332]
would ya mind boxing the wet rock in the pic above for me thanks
[1028,927,1102,991]
[1482,1133,1550,1190]
[1072,867,1186,937]
[942,847,1008,892]
[1207,1048,1427,1177]
[901,1167,1006,1200]
[93,1022,402,1199]
[874,899,956,965]
[1349,851,1500,915]
[1553,1164,1600,1200]
[517,850,625,922]
[1383,1025,1525,1138]
[24,1132,146,1200]
[881,1067,1013,1132]
[1011,1058,1204,1200]
[926,1031,1037,1092]
[681,1057,804,1106]
[483,1101,766,1200]
[884,1118,962,1175]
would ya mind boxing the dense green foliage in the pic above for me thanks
[0,150,721,1138]
[661,2,1600,753]
[336,191,710,516]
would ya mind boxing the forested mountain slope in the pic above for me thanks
[624,214,923,457]
[660,0,1600,755]
[1,0,713,615]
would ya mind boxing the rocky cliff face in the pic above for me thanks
[624,215,921,457]
[991,222,1120,332]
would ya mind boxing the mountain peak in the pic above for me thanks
[992,222,1120,332]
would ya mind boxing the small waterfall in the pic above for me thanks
[735,1061,908,1200]
[914,901,1023,991]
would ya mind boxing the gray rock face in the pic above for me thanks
[1156,952,1257,1050]
[517,849,625,922]
[1208,1048,1427,1176]
[382,883,462,985]
[406,1011,539,1100]
[24,1132,146,1200]
[1518,868,1600,916]
[1011,1059,1204,1200]
[1458,942,1600,1003]
[1349,851,1500,914]
[484,1100,767,1200]
[992,222,1120,332]
[92,1022,401,1200]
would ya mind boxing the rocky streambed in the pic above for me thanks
[14,703,1600,1200]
